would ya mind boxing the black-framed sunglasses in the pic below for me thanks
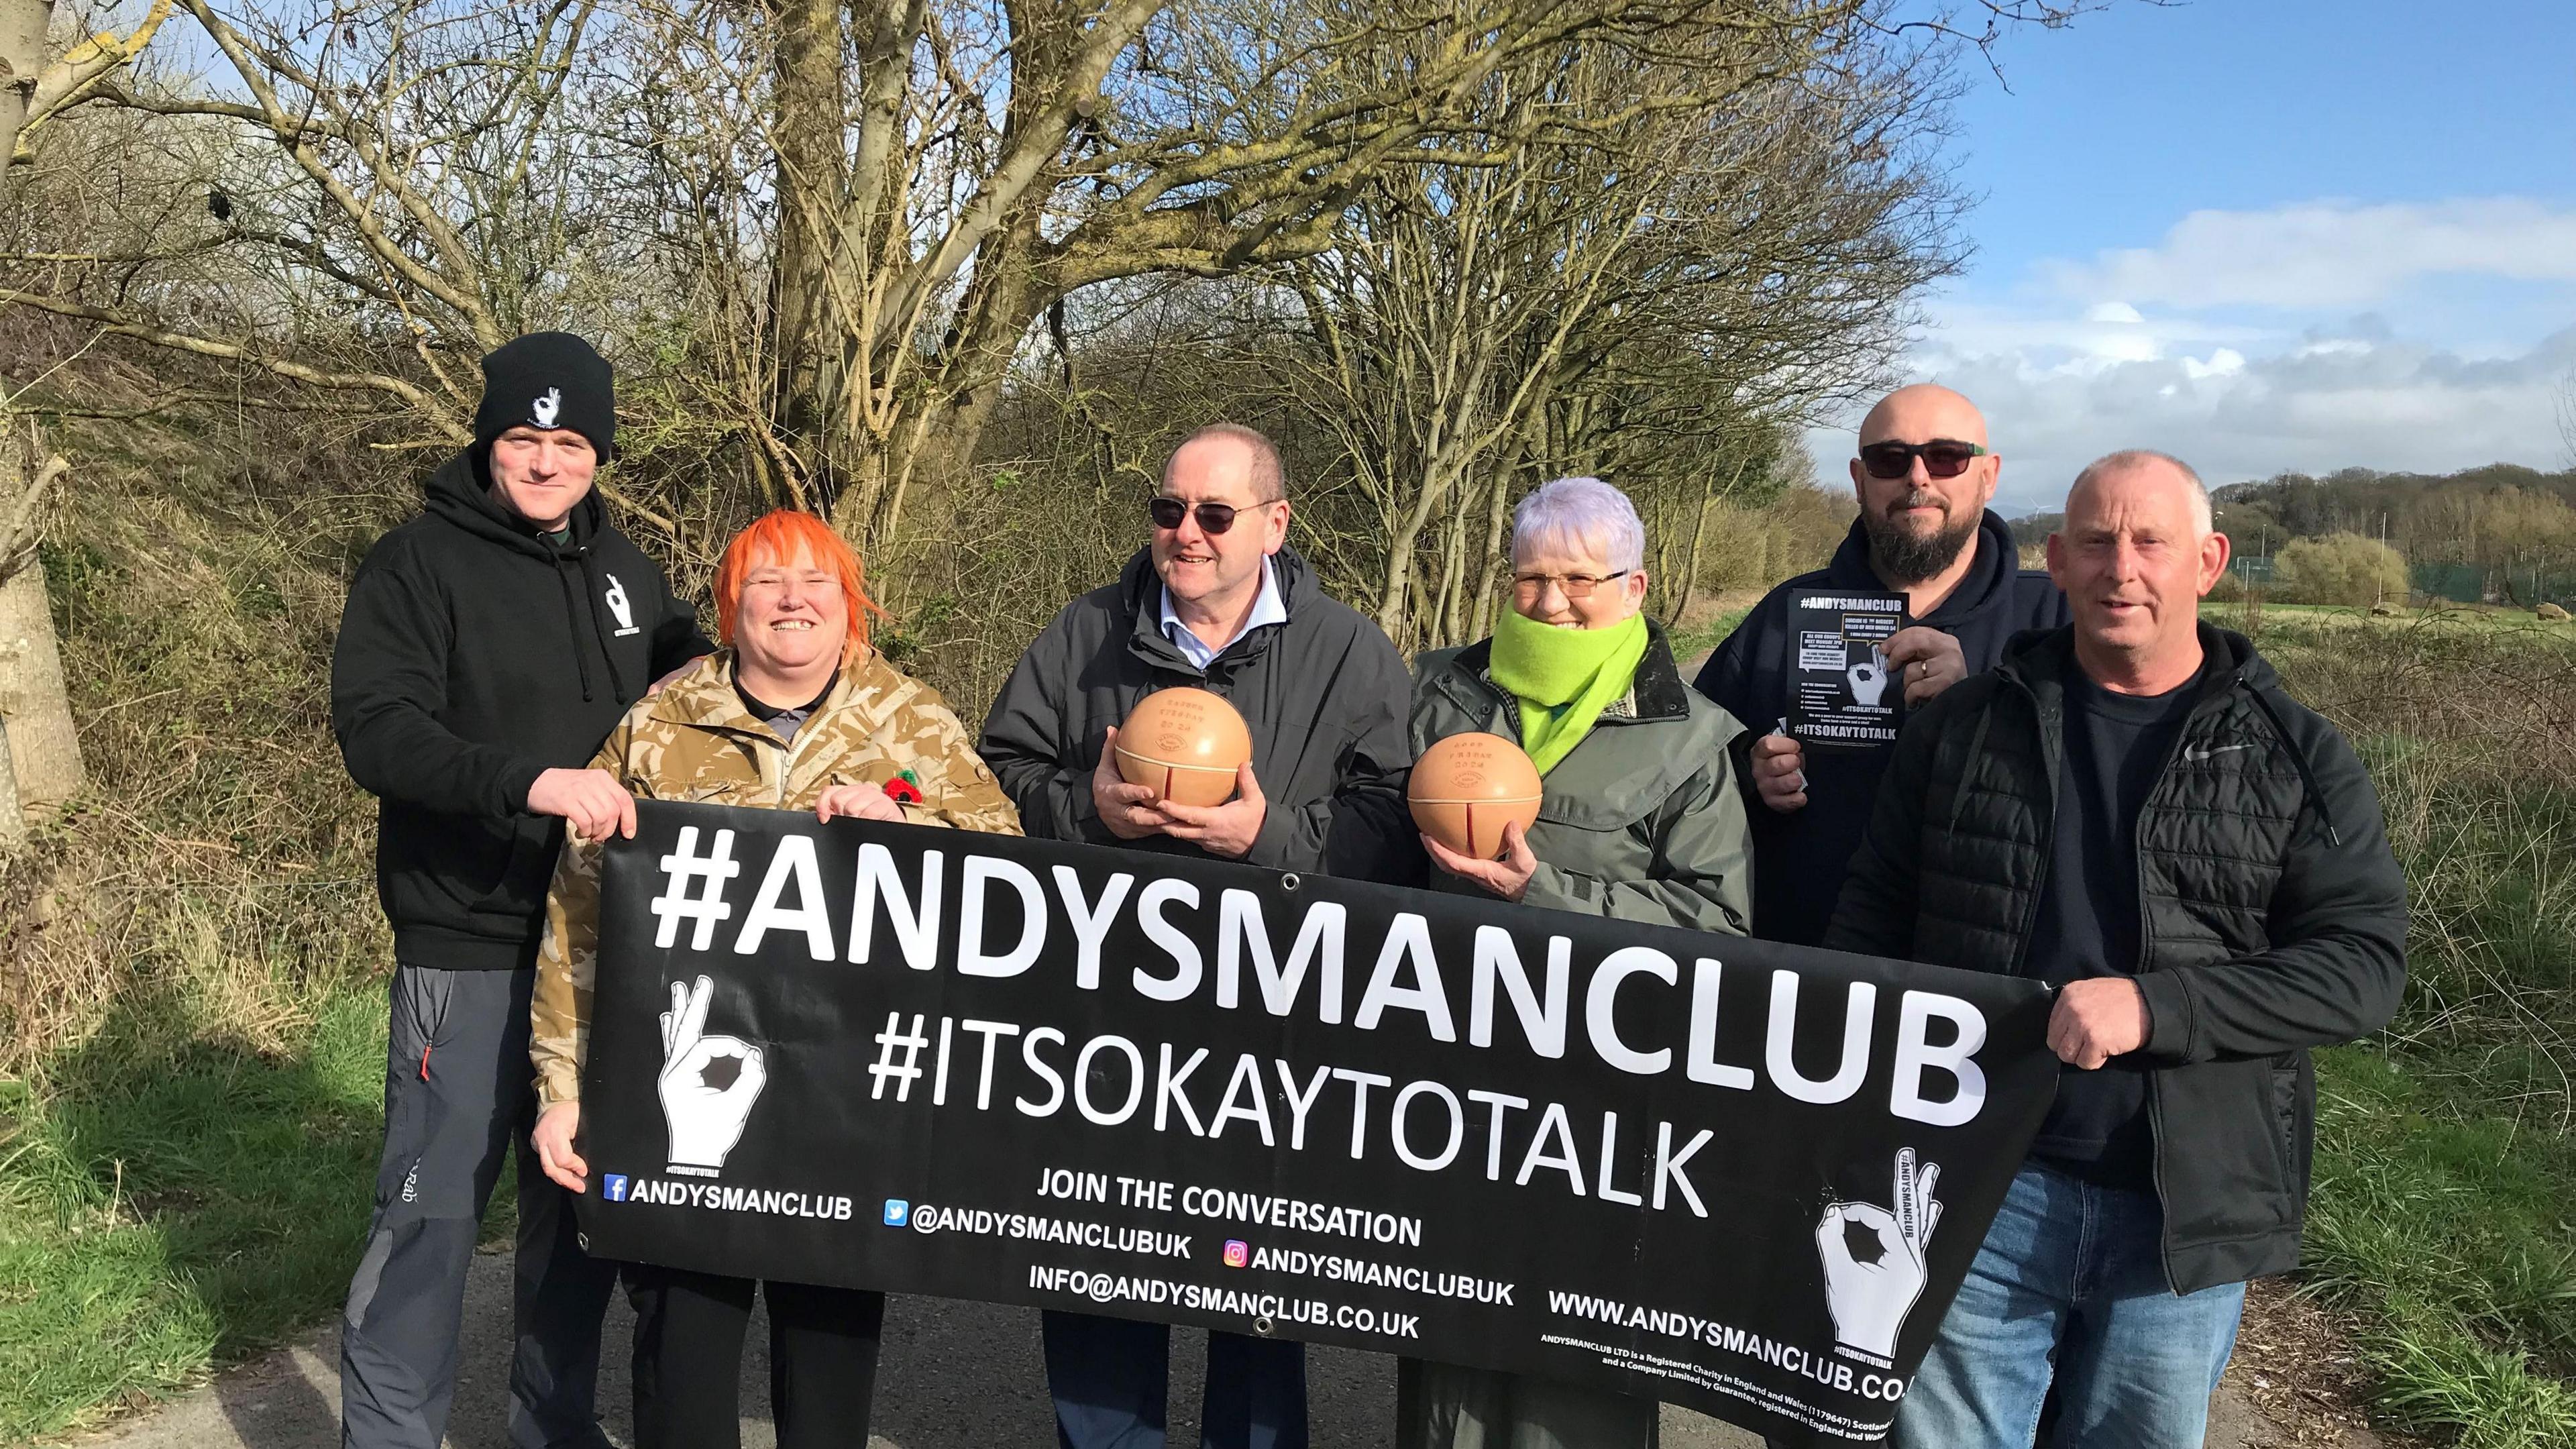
[1858,439,1990,480]
[1147,496,1265,534]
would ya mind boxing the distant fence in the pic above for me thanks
[2408,562,2576,608]
[2227,555,2573,608]
[2225,549,2565,600]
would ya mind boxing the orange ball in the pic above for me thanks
[1114,688,1254,808]
[1409,733,1544,859]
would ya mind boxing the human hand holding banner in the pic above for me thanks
[575,801,2058,1444]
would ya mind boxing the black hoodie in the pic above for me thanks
[1694,508,2067,945]
[331,451,712,970]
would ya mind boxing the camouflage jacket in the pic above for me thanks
[531,649,1020,1106]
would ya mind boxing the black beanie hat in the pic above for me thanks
[474,331,615,459]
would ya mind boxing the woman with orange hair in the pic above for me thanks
[526,508,1018,1448]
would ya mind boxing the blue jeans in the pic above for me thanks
[1893,1163,2247,1449]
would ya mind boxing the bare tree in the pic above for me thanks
[745,0,1958,558]
[9,0,2080,547]
[1269,14,1955,649]
[0,0,2110,671]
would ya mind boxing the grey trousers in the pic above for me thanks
[1395,1359,1660,1449]
[340,964,621,1449]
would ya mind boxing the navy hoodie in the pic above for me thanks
[331,451,712,970]
[1694,509,2067,946]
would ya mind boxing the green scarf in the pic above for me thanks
[1487,606,1648,775]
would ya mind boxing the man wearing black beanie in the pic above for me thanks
[331,331,712,1449]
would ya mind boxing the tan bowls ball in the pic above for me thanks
[1409,733,1544,859]
[1114,688,1254,807]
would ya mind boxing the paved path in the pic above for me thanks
[77,1248,2360,1449]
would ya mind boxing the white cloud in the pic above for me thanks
[1810,198,2576,515]
[1915,297,2264,374]
[2038,198,2576,310]
[1917,321,2576,513]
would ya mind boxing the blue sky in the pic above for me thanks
[1837,0,2576,513]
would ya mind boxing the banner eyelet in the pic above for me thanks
[1253,1313,1276,1336]
[1279,873,1301,893]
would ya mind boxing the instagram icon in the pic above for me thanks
[1222,1240,1250,1268]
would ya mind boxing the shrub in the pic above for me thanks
[1689,484,1855,597]
[2273,532,2408,606]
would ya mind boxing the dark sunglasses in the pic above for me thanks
[1148,496,1260,533]
[1858,439,1990,480]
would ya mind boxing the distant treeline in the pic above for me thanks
[2012,463,2576,606]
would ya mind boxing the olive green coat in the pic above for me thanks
[1409,623,1752,936]
[1401,623,1746,1449]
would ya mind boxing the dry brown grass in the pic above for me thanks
[0,429,395,1073]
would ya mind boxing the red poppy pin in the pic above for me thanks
[881,769,924,804]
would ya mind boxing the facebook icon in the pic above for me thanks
[602,1174,630,1203]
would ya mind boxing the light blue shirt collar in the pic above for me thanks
[1160,558,1287,671]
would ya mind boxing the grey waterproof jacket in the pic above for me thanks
[1410,623,1752,934]
[1827,623,2408,1293]
[978,546,1420,883]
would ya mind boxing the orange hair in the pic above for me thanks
[712,509,887,661]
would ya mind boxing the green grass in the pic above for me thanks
[2252,611,2576,1444]
[2308,1046,2576,1446]
[1665,606,1750,667]
[0,445,411,1442]
[0,986,388,1440]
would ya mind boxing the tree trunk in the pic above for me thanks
[0,2,85,834]
[1668,454,1745,627]
[0,694,22,848]
[0,559,78,815]
[765,0,853,505]
[0,0,47,164]
[0,426,81,819]
[830,218,1049,576]
[1469,464,1513,641]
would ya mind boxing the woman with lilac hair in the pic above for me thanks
[1398,476,1754,1448]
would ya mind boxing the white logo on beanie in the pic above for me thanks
[531,387,562,428]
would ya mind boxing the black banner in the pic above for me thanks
[575,801,2057,1442]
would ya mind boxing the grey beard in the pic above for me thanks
[1863,503,1980,585]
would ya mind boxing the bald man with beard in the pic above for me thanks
[1694,384,2069,945]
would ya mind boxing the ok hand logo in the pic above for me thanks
[1816,1146,1943,1365]
[658,975,767,1178]
[1848,646,1892,709]
[602,573,638,635]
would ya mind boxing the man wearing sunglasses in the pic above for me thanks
[1694,384,2068,947]
[979,421,1417,1449]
